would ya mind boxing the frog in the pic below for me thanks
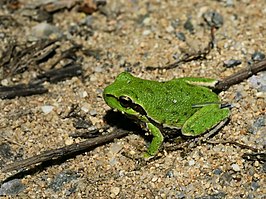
[103,72,230,158]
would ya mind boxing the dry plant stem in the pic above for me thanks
[0,84,48,99]
[205,140,261,152]
[215,59,266,91]
[242,152,266,162]
[2,129,129,172]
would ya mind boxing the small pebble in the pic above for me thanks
[176,192,186,199]
[142,17,151,25]
[65,138,74,145]
[234,91,242,101]
[226,0,234,6]
[247,193,255,199]
[188,159,195,166]
[81,15,94,26]
[248,116,265,134]
[110,187,120,197]
[166,170,174,178]
[0,32,5,39]
[202,11,224,28]
[248,72,266,92]
[142,29,151,36]
[213,168,223,175]
[1,79,8,86]
[251,181,260,191]
[251,51,265,61]
[89,109,98,116]
[171,19,180,28]
[0,179,25,196]
[151,176,158,182]
[231,163,241,171]
[49,171,79,192]
[94,66,103,73]
[175,32,186,41]
[220,172,233,184]
[109,143,122,154]
[223,59,242,68]
[0,143,12,159]
[184,18,194,33]
[166,25,174,33]
[30,22,62,41]
[74,118,92,129]
[80,91,88,98]
[41,105,54,114]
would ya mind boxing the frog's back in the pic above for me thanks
[130,77,220,128]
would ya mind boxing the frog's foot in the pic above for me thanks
[186,118,230,149]
[143,152,156,161]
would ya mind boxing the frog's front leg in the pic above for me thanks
[182,104,230,136]
[143,122,164,158]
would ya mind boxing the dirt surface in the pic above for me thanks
[0,0,265,198]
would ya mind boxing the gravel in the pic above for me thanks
[0,0,265,198]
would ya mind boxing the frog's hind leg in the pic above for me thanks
[182,104,230,137]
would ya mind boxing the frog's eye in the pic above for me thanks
[119,96,147,115]
[119,96,133,108]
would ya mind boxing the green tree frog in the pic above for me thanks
[103,72,230,157]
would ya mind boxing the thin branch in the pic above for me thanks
[2,129,129,172]
[215,59,266,91]
[0,84,48,99]
[205,140,261,152]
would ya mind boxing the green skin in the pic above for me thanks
[103,72,230,158]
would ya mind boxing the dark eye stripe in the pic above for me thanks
[119,96,147,115]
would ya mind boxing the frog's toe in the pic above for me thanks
[143,152,154,160]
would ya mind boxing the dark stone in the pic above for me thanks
[49,171,79,192]
[184,18,194,33]
[251,181,260,191]
[175,32,186,41]
[0,143,13,159]
[248,116,266,134]
[0,179,25,196]
[213,168,223,175]
[223,59,242,68]
[74,118,92,129]
[251,52,265,61]
[219,172,233,186]
[202,11,224,28]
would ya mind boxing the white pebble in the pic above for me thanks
[1,79,8,86]
[188,159,195,166]
[41,105,54,114]
[231,163,241,171]
[80,91,88,98]
[142,30,151,36]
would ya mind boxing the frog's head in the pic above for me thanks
[103,72,146,118]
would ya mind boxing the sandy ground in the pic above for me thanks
[0,0,265,198]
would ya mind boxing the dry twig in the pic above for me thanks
[2,129,129,172]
